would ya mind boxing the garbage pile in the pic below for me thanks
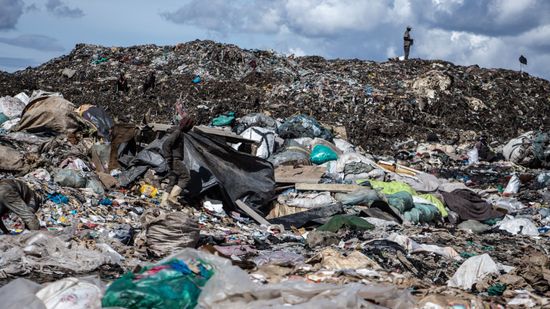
[0,40,549,155]
[0,85,550,307]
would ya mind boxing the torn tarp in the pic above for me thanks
[183,131,275,211]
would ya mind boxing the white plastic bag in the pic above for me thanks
[467,148,479,165]
[504,173,520,195]
[448,254,499,290]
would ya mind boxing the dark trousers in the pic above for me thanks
[167,160,191,190]
[404,45,411,60]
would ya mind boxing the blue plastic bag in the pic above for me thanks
[310,144,338,165]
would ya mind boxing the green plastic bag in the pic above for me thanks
[211,112,235,126]
[317,215,374,232]
[310,144,338,165]
[102,258,214,309]
[386,191,414,213]
[367,180,416,195]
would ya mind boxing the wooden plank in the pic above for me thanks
[147,123,172,132]
[235,199,270,226]
[194,125,256,144]
[275,165,326,184]
[295,183,363,192]
[377,160,419,176]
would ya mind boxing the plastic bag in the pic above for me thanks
[335,188,383,206]
[386,191,414,213]
[234,113,278,134]
[537,171,550,186]
[403,204,440,224]
[496,217,539,236]
[277,114,333,141]
[503,173,520,196]
[238,126,276,158]
[277,191,336,208]
[448,254,499,290]
[86,178,105,195]
[36,277,104,309]
[268,146,310,167]
[467,148,479,165]
[0,96,25,118]
[310,144,338,165]
[102,258,215,309]
[211,112,235,126]
[54,169,87,188]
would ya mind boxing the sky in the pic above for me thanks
[0,0,549,80]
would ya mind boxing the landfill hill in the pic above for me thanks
[0,40,549,153]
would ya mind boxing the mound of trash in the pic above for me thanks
[0,40,549,154]
[1,41,550,308]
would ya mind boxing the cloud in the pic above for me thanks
[161,0,280,34]
[0,34,64,51]
[159,0,550,80]
[46,0,84,18]
[25,3,40,13]
[413,0,550,36]
[0,0,24,30]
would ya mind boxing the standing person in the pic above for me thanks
[161,116,195,206]
[143,71,156,94]
[404,26,413,60]
[0,179,42,234]
[116,72,129,93]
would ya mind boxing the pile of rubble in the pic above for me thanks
[0,41,550,308]
[0,40,549,154]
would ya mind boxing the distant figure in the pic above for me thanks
[249,59,257,72]
[403,26,414,60]
[143,71,156,94]
[116,72,129,93]
[475,135,496,162]
[519,55,527,72]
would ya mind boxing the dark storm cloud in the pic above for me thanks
[413,0,550,37]
[0,0,24,30]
